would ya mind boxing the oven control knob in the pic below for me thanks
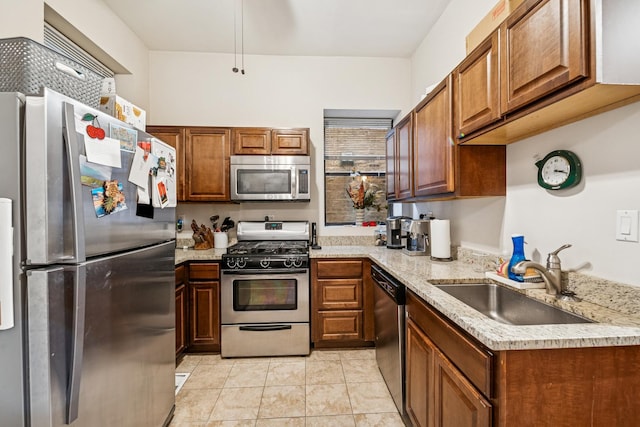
[284,258,293,268]
[226,258,237,269]
[260,258,270,268]
[236,258,247,268]
[292,257,303,268]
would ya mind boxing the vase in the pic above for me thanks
[507,234,526,282]
[354,209,365,226]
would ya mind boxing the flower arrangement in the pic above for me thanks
[346,173,387,211]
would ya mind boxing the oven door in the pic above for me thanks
[221,269,309,324]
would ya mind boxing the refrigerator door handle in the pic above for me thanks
[66,264,86,424]
[62,102,87,263]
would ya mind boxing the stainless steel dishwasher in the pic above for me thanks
[372,264,406,419]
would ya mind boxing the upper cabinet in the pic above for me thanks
[385,128,396,200]
[395,113,414,200]
[185,128,231,201]
[459,0,640,144]
[500,0,588,114]
[413,77,455,197]
[453,32,501,138]
[388,76,506,202]
[232,127,309,155]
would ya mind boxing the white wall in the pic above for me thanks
[149,51,412,236]
[408,0,640,286]
[0,0,43,41]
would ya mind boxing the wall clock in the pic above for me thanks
[535,150,582,190]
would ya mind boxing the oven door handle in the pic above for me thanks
[221,269,308,275]
[239,324,293,332]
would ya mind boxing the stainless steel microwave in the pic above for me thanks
[230,155,311,201]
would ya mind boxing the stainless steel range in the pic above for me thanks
[220,221,310,357]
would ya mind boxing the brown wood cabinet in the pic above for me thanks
[175,264,188,358]
[311,258,374,348]
[453,32,501,139]
[500,0,588,114]
[406,292,492,427]
[187,262,220,352]
[147,126,231,202]
[385,128,396,200]
[146,126,186,201]
[413,77,455,197]
[232,127,309,155]
[406,289,640,426]
[460,0,640,144]
[395,114,413,200]
[185,128,231,201]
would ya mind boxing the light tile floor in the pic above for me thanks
[170,349,406,427]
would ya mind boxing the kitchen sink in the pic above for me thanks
[435,283,593,325]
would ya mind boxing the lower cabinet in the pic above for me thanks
[187,262,221,352]
[311,258,374,347]
[406,289,640,426]
[175,264,188,358]
[406,291,492,427]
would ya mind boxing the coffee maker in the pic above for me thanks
[386,216,408,249]
[401,219,431,256]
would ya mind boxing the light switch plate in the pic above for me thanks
[616,210,639,242]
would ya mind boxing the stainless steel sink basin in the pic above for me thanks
[435,283,593,325]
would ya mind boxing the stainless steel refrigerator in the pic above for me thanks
[0,88,176,427]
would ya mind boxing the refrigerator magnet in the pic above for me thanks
[109,123,137,153]
[156,177,169,209]
[91,180,128,218]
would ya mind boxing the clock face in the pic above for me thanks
[535,150,582,190]
[540,155,571,186]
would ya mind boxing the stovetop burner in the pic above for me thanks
[227,240,309,256]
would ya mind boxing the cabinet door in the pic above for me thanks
[147,126,186,201]
[434,351,492,427]
[175,283,187,356]
[406,318,435,427]
[315,279,362,310]
[396,113,413,200]
[385,129,396,199]
[500,0,588,114]
[413,77,454,197]
[271,128,309,155]
[185,127,231,201]
[455,32,501,138]
[188,281,220,352]
[232,127,271,155]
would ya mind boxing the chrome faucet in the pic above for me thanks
[512,244,572,296]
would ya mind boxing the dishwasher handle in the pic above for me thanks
[371,265,405,304]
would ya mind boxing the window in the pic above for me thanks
[324,116,392,225]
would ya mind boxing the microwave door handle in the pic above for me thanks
[291,167,297,200]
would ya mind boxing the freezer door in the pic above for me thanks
[27,242,175,427]
[24,88,175,265]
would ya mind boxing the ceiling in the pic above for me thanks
[101,0,452,58]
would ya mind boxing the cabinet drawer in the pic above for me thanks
[189,263,220,280]
[314,310,363,341]
[315,260,363,279]
[316,279,362,310]
[407,291,493,396]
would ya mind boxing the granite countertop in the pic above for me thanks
[175,244,640,351]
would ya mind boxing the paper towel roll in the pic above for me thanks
[430,219,451,260]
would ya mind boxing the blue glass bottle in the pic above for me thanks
[508,234,526,282]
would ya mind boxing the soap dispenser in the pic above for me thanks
[507,234,526,282]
